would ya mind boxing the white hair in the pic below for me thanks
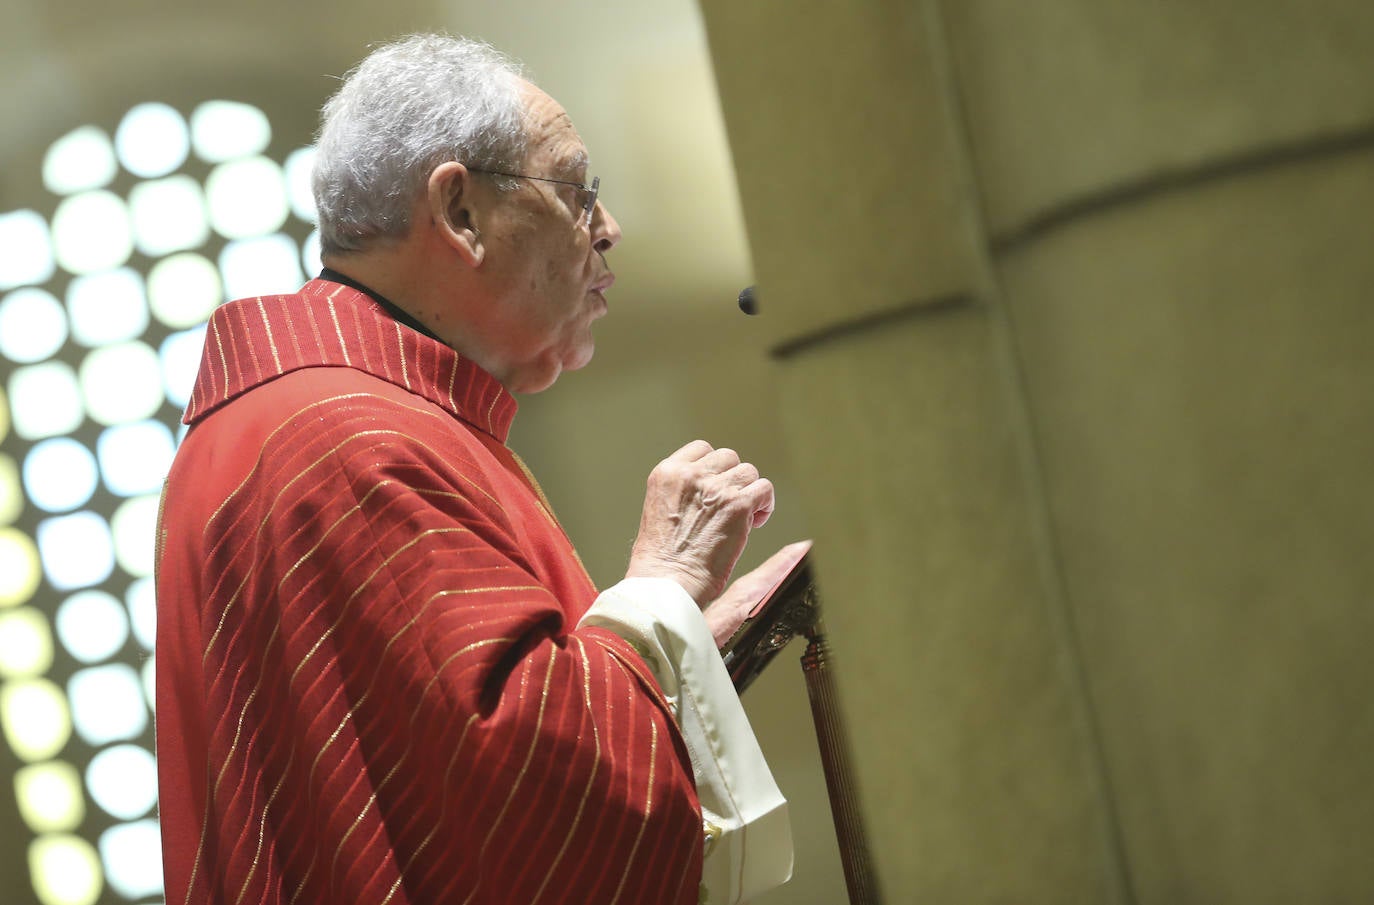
[312,34,530,255]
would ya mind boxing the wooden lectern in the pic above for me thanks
[721,553,882,904]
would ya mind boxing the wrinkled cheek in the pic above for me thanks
[542,257,563,284]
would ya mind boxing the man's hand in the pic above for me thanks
[702,540,812,647]
[625,440,775,605]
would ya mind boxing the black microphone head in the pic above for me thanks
[738,285,759,316]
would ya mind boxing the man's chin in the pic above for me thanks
[565,343,595,373]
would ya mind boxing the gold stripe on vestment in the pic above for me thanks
[202,394,377,531]
[300,291,328,363]
[461,650,558,905]
[446,357,459,413]
[202,573,249,668]
[319,611,523,888]
[279,294,307,365]
[206,424,488,669]
[257,297,284,374]
[183,673,264,903]
[529,637,602,904]
[388,709,481,901]
[181,797,213,905]
[287,525,468,686]
[272,478,418,590]
[508,450,592,579]
[233,301,266,384]
[212,317,230,411]
[394,321,412,390]
[299,633,511,904]
[201,526,497,898]
[608,719,658,905]
[233,733,298,905]
[326,291,353,367]
[485,387,501,435]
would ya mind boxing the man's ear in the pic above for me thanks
[427,161,484,267]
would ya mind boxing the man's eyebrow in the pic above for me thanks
[566,149,589,174]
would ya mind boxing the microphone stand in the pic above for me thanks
[721,556,882,904]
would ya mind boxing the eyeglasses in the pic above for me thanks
[467,168,600,224]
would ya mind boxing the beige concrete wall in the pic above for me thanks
[699,0,1374,902]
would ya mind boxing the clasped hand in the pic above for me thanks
[626,440,800,645]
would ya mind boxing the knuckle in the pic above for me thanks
[651,460,684,482]
[722,491,753,514]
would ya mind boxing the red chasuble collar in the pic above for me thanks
[183,278,518,443]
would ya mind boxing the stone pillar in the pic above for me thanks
[697,1,1374,903]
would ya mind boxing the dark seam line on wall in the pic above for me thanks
[991,121,1374,253]
[922,3,1141,903]
[768,293,971,360]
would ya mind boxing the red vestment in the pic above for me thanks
[156,280,702,905]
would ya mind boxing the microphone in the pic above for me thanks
[738,285,759,315]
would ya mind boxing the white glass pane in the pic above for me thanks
[99,819,164,899]
[28,834,103,905]
[0,453,21,525]
[65,268,149,348]
[86,744,158,820]
[125,577,156,652]
[78,341,164,426]
[0,209,56,290]
[55,590,129,664]
[43,126,118,196]
[14,761,85,833]
[147,251,221,328]
[0,287,67,363]
[7,362,84,440]
[160,327,205,408]
[0,678,72,762]
[192,100,271,163]
[51,191,133,276]
[219,234,303,299]
[0,526,42,607]
[36,511,114,591]
[111,494,159,578]
[284,146,317,222]
[115,102,189,179]
[206,156,289,239]
[0,607,53,678]
[301,228,322,277]
[23,438,98,513]
[97,420,175,498]
[128,175,209,257]
[68,663,147,745]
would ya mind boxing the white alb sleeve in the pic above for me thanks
[579,577,793,905]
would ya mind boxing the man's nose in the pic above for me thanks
[592,201,622,254]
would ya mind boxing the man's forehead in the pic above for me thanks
[520,80,590,171]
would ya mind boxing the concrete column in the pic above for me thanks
[698,1,1374,902]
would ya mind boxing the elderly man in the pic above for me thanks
[155,33,793,905]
